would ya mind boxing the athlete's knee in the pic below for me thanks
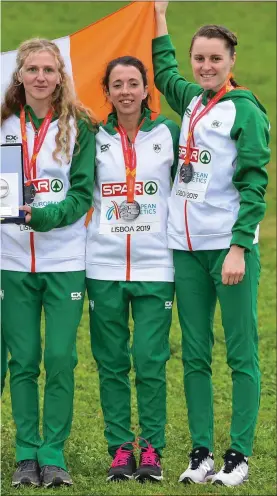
[133,347,169,380]
[9,352,41,380]
[182,356,212,376]
[44,348,76,374]
[227,352,259,375]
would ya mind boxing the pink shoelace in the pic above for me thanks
[111,443,133,467]
[139,439,160,467]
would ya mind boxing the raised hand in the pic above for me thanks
[154,1,169,37]
[154,1,169,16]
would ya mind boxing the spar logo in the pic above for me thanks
[31,179,63,193]
[199,150,211,164]
[32,179,50,193]
[106,201,121,220]
[179,145,199,163]
[144,181,157,195]
[51,179,63,192]
[102,182,144,197]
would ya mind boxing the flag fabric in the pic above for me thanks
[1,1,160,121]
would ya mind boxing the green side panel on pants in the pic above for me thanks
[173,245,261,457]
[1,270,85,469]
[86,279,175,456]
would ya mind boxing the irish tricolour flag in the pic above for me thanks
[1,1,160,120]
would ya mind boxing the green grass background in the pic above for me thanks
[1,2,276,495]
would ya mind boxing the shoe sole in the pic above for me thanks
[212,478,249,487]
[106,474,134,482]
[43,478,73,488]
[12,478,40,487]
[180,475,214,485]
[135,474,163,483]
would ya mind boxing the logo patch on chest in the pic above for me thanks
[153,143,161,153]
[211,120,222,128]
[5,135,18,143]
[100,144,111,152]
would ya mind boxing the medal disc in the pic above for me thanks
[0,178,10,199]
[119,200,140,221]
[179,163,194,184]
[24,183,36,204]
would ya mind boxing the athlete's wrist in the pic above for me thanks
[230,244,245,253]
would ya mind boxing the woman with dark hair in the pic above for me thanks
[86,55,179,483]
[152,1,270,487]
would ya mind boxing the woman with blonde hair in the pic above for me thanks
[1,38,96,488]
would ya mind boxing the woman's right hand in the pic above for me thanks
[154,1,169,16]
[154,1,169,37]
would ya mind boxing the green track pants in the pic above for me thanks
[173,246,261,457]
[86,279,175,456]
[1,270,85,469]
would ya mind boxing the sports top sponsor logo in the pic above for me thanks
[102,182,144,197]
[102,181,159,197]
[179,145,199,163]
[5,135,18,143]
[30,179,63,193]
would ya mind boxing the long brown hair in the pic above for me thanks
[1,38,97,163]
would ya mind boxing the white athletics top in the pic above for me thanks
[86,110,179,282]
[1,114,88,272]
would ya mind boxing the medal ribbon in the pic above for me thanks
[20,106,53,181]
[184,79,233,165]
[117,119,145,203]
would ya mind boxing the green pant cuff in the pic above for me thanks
[16,446,38,463]
[37,448,67,471]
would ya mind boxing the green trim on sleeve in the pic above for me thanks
[152,35,202,117]
[29,119,96,232]
[230,98,270,251]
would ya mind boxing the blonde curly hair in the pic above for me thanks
[1,38,97,164]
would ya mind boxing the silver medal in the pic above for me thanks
[24,183,36,204]
[0,178,10,199]
[179,163,194,184]
[119,200,140,221]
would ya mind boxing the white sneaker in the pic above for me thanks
[179,447,215,484]
[212,449,249,487]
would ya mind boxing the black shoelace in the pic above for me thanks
[189,447,210,470]
[223,449,246,474]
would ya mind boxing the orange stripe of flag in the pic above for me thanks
[70,1,159,121]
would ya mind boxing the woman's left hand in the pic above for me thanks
[19,204,32,223]
[221,245,245,285]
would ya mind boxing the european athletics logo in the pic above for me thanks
[106,201,121,220]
